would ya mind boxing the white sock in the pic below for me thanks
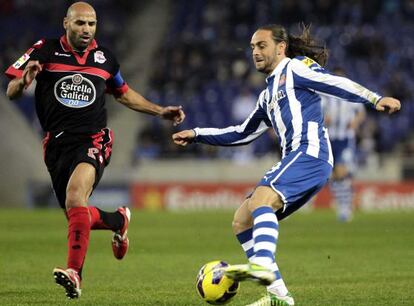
[250,206,278,268]
[267,278,289,296]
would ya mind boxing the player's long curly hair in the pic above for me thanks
[258,23,328,67]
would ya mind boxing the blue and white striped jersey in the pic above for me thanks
[321,95,365,141]
[194,56,382,166]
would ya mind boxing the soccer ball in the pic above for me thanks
[196,260,240,305]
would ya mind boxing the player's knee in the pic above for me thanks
[333,165,348,179]
[248,186,283,212]
[232,216,252,234]
[65,185,85,209]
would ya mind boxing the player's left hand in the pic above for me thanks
[376,97,401,114]
[160,106,185,126]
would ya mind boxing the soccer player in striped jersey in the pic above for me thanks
[321,67,366,222]
[173,24,400,306]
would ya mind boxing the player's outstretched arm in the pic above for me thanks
[6,60,42,100]
[116,88,185,125]
[375,97,401,114]
[172,130,196,146]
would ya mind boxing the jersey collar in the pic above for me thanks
[266,57,291,84]
[59,35,98,65]
[60,35,98,53]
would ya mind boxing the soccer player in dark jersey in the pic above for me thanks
[5,2,185,299]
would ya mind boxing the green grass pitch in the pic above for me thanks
[0,209,413,305]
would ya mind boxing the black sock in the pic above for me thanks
[96,207,124,231]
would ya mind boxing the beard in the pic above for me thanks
[255,63,271,74]
[68,33,92,51]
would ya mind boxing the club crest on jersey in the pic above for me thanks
[94,50,106,64]
[278,74,286,86]
[54,74,96,108]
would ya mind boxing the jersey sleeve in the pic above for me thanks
[5,39,48,79]
[290,57,382,107]
[193,93,271,146]
[105,54,129,97]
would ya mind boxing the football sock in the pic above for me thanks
[267,277,289,296]
[236,228,255,262]
[331,178,353,221]
[250,206,278,269]
[67,207,91,272]
[88,206,124,231]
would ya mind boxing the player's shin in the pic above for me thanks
[236,228,255,262]
[250,207,291,298]
[251,206,278,270]
[88,206,124,230]
[67,207,91,272]
[236,226,290,295]
[331,178,353,221]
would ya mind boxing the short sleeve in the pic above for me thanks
[5,39,48,79]
[105,55,129,97]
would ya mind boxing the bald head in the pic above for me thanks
[64,2,97,51]
[66,2,96,19]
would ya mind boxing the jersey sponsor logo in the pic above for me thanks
[301,57,323,71]
[54,74,96,108]
[54,52,71,57]
[94,50,106,64]
[269,90,287,111]
[301,57,316,67]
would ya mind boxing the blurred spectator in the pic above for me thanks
[133,125,162,165]
[231,87,256,123]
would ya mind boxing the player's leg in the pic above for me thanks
[88,206,125,230]
[248,187,293,303]
[64,162,95,271]
[229,152,331,305]
[233,199,255,262]
[247,186,282,272]
[233,196,288,288]
[88,204,131,260]
[227,186,282,284]
[84,128,131,259]
[331,163,353,222]
[54,162,95,299]
[228,187,294,305]
[52,170,130,250]
[329,141,354,222]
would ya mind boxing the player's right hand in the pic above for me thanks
[22,60,42,89]
[375,97,401,114]
[172,130,196,146]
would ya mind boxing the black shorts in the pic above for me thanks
[42,128,114,209]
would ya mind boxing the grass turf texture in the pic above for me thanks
[0,209,413,305]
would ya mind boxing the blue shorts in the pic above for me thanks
[331,139,355,172]
[257,151,332,220]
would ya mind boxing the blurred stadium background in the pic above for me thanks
[1,0,414,211]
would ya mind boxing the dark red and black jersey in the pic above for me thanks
[5,36,129,133]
